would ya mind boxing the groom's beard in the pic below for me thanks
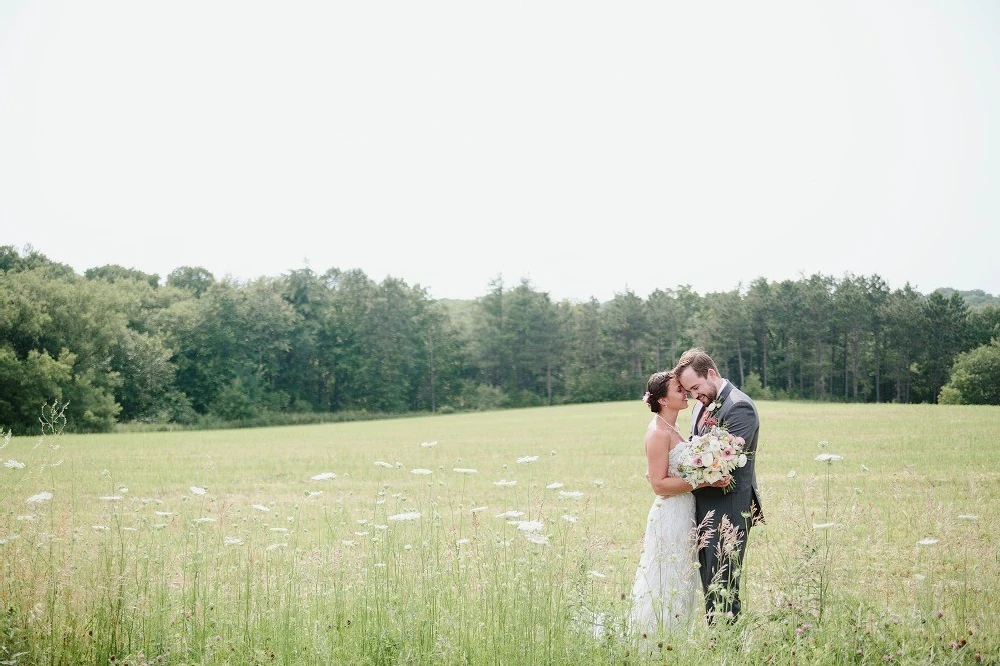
[699,386,719,406]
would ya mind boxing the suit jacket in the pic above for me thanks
[691,382,765,526]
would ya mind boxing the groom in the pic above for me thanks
[674,347,764,622]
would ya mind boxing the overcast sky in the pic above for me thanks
[2,1,998,302]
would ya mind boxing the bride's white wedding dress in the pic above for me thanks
[629,444,702,635]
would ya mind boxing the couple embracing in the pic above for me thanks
[630,347,765,635]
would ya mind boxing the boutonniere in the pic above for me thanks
[706,397,723,413]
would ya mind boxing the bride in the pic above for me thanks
[629,370,730,636]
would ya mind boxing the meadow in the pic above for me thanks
[1,400,998,665]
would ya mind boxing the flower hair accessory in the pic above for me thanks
[641,391,651,405]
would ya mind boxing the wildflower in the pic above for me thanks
[99,495,123,501]
[154,511,174,516]
[516,455,539,464]
[812,522,836,529]
[593,479,605,488]
[561,514,579,523]
[224,537,243,545]
[517,520,544,532]
[957,514,979,521]
[410,468,432,475]
[917,538,939,546]
[469,506,488,513]
[495,510,524,519]
[305,491,323,497]
[787,470,796,478]
[404,544,413,551]
[342,540,355,547]
[26,491,53,504]
[814,454,843,462]
[4,460,25,469]
[524,533,550,545]
[270,527,289,532]
[190,486,208,495]
[266,543,286,551]
[193,517,216,523]
[388,511,421,522]
[420,441,438,448]
[456,538,470,545]
[310,472,336,481]
[374,461,393,468]
[559,491,584,499]
[251,504,270,512]
[546,482,564,489]
[494,479,517,487]
[453,468,477,474]
[92,525,109,531]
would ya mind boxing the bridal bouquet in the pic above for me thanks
[677,424,748,493]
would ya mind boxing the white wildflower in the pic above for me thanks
[154,511,174,516]
[99,495,122,501]
[306,491,323,497]
[787,470,796,478]
[517,520,544,532]
[453,468,478,475]
[388,511,421,522]
[593,479,605,488]
[26,491,53,504]
[494,479,517,487]
[410,468,433,475]
[374,461,393,468]
[420,441,438,448]
[469,506,488,513]
[266,543,286,551]
[310,472,336,481]
[546,482,564,489]
[404,544,413,551]
[270,527,289,532]
[561,515,579,523]
[812,522,836,529]
[524,533,549,545]
[193,517,216,523]
[189,486,208,496]
[342,540,355,547]
[251,504,270,512]
[456,538,470,545]
[224,537,243,546]
[92,525,109,531]
[957,514,979,521]
[495,510,524,519]
[814,454,843,462]
[917,538,939,546]
[516,455,539,464]
[4,459,25,469]
[559,491,585,499]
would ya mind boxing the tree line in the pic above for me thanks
[1,245,998,434]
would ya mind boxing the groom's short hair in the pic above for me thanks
[674,347,718,378]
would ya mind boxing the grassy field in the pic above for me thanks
[2,400,999,665]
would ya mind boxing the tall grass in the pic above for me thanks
[1,401,998,664]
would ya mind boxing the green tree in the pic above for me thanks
[939,339,1000,405]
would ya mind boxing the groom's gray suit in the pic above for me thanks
[690,380,764,620]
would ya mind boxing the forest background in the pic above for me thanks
[2,244,999,435]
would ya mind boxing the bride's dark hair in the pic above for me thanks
[644,370,675,413]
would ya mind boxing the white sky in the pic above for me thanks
[2,1,998,302]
